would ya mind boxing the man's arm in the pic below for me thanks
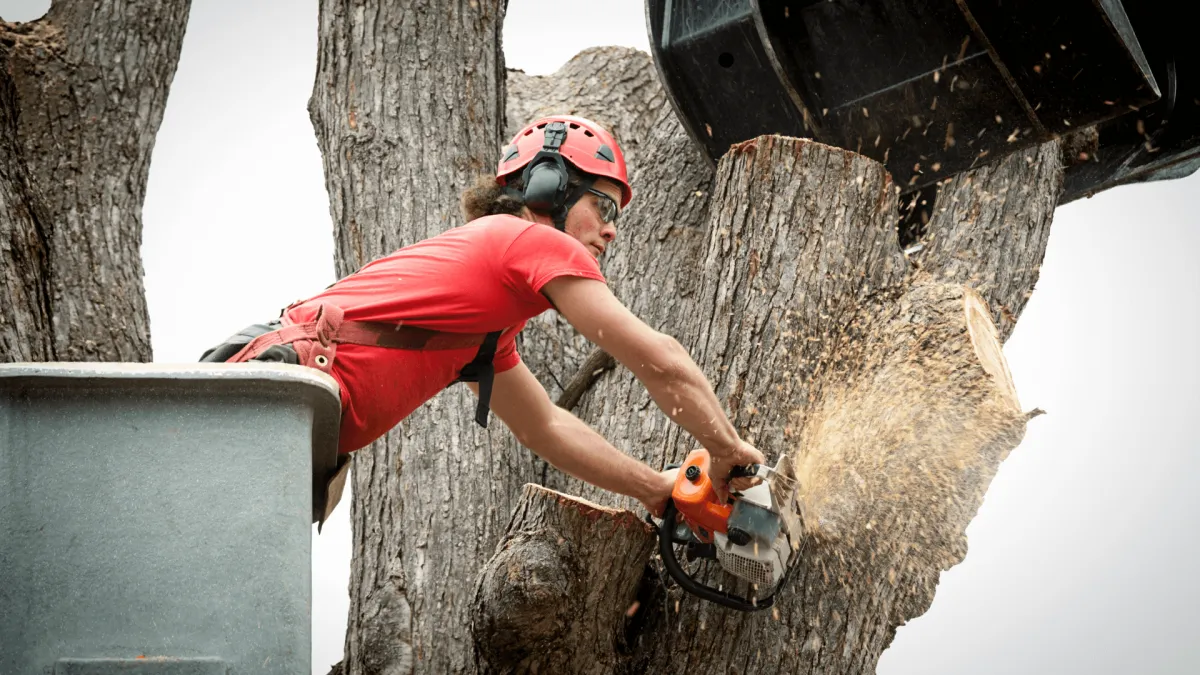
[541,276,764,479]
[468,362,676,515]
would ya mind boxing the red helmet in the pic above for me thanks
[496,115,632,208]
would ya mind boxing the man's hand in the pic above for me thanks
[638,468,678,518]
[709,439,766,495]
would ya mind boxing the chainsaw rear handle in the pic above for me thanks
[658,498,774,612]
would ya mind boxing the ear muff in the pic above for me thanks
[521,153,570,213]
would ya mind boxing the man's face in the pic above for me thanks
[564,178,622,259]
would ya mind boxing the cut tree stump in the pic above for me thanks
[472,485,656,675]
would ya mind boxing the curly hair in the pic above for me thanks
[459,170,588,223]
[459,175,527,222]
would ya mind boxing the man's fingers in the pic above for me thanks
[729,476,762,492]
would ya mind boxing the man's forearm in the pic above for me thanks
[522,407,665,503]
[635,337,740,458]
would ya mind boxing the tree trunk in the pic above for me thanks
[309,2,519,673]
[0,1,190,363]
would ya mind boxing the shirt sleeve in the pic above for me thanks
[492,324,524,374]
[502,224,606,297]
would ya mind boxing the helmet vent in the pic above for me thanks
[583,130,594,137]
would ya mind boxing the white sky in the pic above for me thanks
[3,1,1198,673]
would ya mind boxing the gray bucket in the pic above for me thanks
[0,363,341,674]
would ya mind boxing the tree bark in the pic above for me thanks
[0,45,54,362]
[309,2,521,673]
[0,1,190,363]
[506,46,664,168]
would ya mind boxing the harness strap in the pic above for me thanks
[550,176,596,231]
[230,305,495,363]
[227,304,507,428]
[454,330,504,428]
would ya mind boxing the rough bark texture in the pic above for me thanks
[472,485,656,674]
[912,141,1063,341]
[309,2,518,673]
[507,47,663,166]
[0,1,190,363]
[0,46,53,362]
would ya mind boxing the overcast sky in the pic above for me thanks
[3,1,1198,673]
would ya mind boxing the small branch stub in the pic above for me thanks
[472,485,656,674]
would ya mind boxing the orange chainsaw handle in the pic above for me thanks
[670,448,732,543]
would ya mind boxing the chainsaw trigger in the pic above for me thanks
[671,521,698,544]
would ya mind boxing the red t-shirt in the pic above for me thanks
[285,214,605,453]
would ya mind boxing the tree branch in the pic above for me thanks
[912,139,1064,341]
[2,2,191,362]
[554,347,616,411]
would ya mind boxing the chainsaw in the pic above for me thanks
[655,448,803,612]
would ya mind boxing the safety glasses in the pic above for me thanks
[587,188,621,224]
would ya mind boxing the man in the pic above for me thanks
[202,115,763,518]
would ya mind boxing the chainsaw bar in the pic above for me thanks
[766,455,805,552]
